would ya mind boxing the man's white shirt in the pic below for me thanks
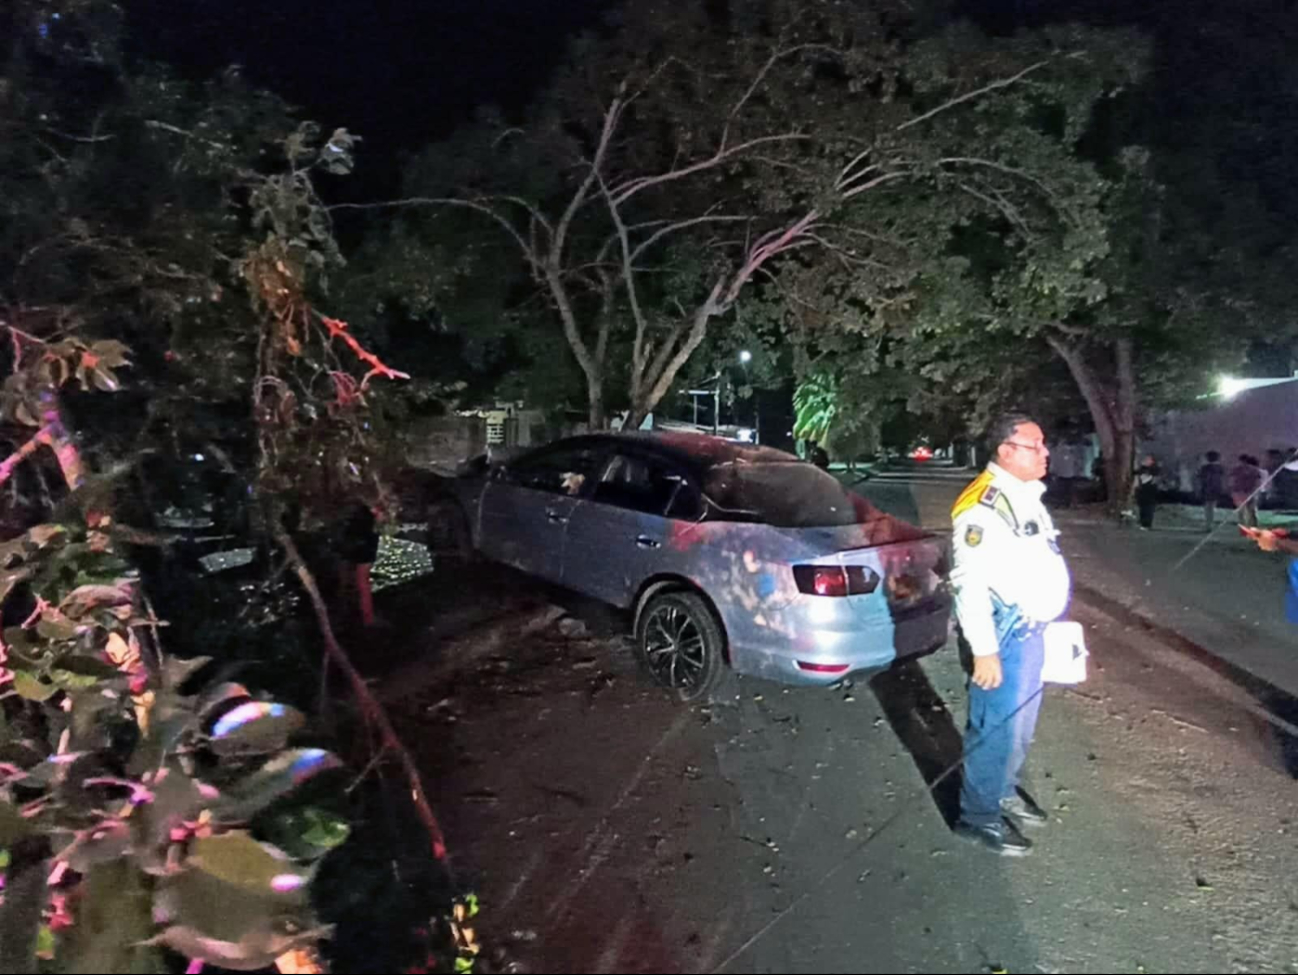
[950,464,1072,658]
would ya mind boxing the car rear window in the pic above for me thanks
[703,462,924,540]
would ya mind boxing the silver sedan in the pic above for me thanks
[433,433,952,701]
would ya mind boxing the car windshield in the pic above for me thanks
[702,461,923,540]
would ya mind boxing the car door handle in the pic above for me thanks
[636,535,662,549]
[546,510,568,524]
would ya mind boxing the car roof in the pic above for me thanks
[534,432,803,475]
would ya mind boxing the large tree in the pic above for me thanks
[353,1,1144,430]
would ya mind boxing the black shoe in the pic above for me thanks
[955,817,1034,857]
[1001,792,1049,829]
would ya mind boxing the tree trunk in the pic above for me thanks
[628,285,726,432]
[1047,334,1138,516]
[1111,336,1138,510]
[545,266,608,431]
[587,376,606,430]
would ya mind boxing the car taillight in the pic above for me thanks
[793,565,879,597]
[797,661,851,675]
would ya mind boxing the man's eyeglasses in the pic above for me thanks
[1004,441,1048,453]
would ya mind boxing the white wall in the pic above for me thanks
[1141,381,1298,492]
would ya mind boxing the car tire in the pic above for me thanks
[425,501,475,564]
[635,590,727,703]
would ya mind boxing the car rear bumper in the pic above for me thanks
[726,595,955,686]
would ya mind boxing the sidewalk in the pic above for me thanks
[1058,510,1298,700]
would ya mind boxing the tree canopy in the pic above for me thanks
[351,1,1148,436]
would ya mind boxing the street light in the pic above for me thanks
[1218,375,1250,400]
[737,351,758,443]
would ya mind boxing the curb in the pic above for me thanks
[1073,581,1298,741]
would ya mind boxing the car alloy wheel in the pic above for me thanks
[635,591,725,703]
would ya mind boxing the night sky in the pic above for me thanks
[118,0,1252,201]
[124,0,616,196]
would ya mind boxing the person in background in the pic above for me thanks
[1197,450,1227,532]
[1244,526,1298,625]
[1230,454,1265,529]
[807,441,830,470]
[1047,433,1081,508]
[1132,455,1161,530]
[1091,453,1107,504]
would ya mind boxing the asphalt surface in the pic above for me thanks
[370,475,1298,975]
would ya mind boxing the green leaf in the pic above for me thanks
[299,807,350,849]
[162,655,213,690]
[151,833,323,970]
[90,340,132,369]
[0,856,47,974]
[49,670,101,692]
[262,806,350,861]
[53,654,124,681]
[0,802,33,846]
[55,859,165,974]
[59,584,133,621]
[189,831,310,895]
[127,690,199,776]
[12,672,58,702]
[68,687,128,750]
[132,763,206,855]
[214,749,343,822]
[36,618,80,642]
[61,820,132,873]
[194,681,251,721]
[0,569,31,605]
[23,524,65,550]
[4,628,41,657]
[91,367,121,393]
[35,925,54,961]
[208,701,306,756]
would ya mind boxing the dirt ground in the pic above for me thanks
[370,565,1298,975]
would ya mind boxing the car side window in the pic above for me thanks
[592,453,701,519]
[506,446,603,497]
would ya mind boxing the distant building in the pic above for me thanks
[1140,376,1298,505]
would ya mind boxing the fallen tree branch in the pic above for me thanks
[274,526,449,863]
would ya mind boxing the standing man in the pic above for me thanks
[1132,454,1162,531]
[1046,431,1079,508]
[950,413,1072,857]
[1230,455,1265,529]
[1197,451,1226,532]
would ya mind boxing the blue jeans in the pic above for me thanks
[961,623,1047,827]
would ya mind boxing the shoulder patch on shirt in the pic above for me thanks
[964,524,984,548]
[952,471,994,521]
[981,489,1019,531]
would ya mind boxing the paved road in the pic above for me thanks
[383,551,1298,975]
